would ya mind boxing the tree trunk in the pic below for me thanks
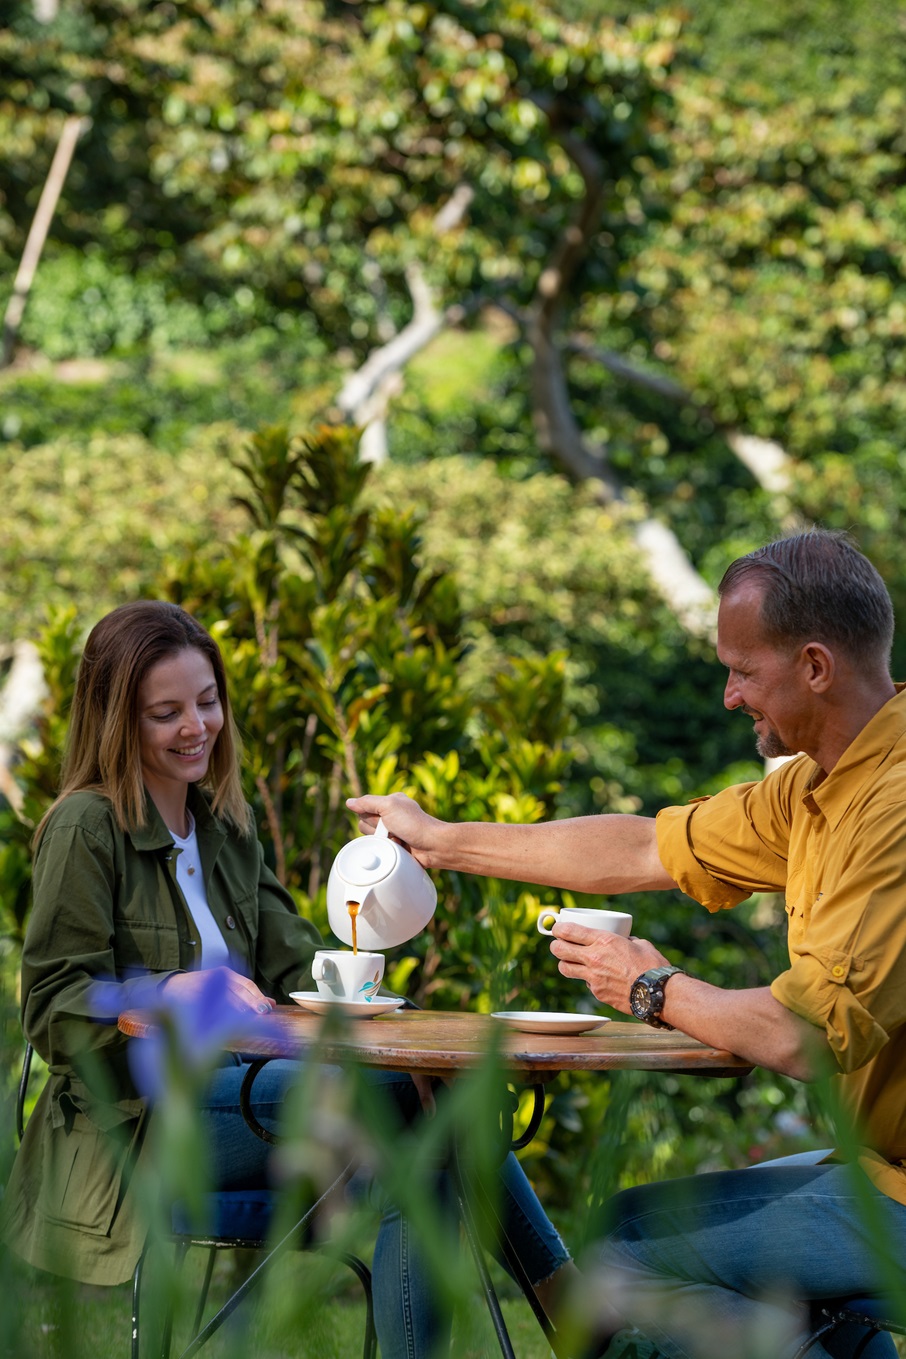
[525,128,719,638]
[1,115,88,369]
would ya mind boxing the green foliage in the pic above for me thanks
[0,0,675,349]
[7,0,906,658]
[370,455,757,812]
[0,252,328,360]
[0,345,300,453]
[4,0,906,623]
[0,428,248,645]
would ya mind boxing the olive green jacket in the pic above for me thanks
[0,787,321,1285]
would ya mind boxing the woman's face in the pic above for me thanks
[137,647,224,805]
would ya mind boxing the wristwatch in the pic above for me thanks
[629,965,686,1029]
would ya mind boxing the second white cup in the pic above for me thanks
[311,949,385,1003]
[536,906,633,938]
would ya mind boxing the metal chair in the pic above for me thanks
[16,1041,377,1359]
[794,1297,906,1358]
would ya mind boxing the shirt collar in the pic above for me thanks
[126,784,228,852]
[805,684,906,829]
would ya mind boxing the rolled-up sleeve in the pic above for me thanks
[656,803,752,910]
[656,776,794,912]
[771,959,888,1073]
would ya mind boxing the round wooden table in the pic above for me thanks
[118,1004,752,1082]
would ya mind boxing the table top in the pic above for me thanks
[118,1005,752,1082]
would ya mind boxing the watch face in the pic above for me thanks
[630,978,652,1018]
[631,967,682,1029]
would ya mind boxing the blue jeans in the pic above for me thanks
[199,1058,569,1359]
[593,1150,905,1359]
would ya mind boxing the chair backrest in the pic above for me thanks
[16,1041,34,1145]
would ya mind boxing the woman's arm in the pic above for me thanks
[23,810,170,1075]
[246,840,323,1002]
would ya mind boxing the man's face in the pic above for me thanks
[717,582,806,760]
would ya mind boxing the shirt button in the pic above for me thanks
[225,916,237,930]
[832,964,845,978]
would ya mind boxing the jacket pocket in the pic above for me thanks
[38,1111,141,1238]
[112,918,181,972]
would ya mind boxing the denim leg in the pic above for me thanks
[366,1071,570,1359]
[495,1151,571,1285]
[592,1159,905,1359]
[199,1057,302,1187]
[371,1172,455,1359]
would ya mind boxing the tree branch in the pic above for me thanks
[336,187,474,460]
[526,124,628,496]
[725,432,792,495]
[567,337,796,497]
[522,120,719,637]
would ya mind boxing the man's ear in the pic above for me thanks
[800,641,835,693]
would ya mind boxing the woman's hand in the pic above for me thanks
[547,925,669,1014]
[159,967,276,1015]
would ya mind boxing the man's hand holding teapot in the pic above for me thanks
[346,793,443,869]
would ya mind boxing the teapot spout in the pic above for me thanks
[343,891,375,915]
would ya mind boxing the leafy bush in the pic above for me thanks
[0,429,247,643]
[0,250,329,360]
[0,324,338,461]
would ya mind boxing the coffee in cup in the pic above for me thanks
[536,906,632,937]
[312,949,385,1002]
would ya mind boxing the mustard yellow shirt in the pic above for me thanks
[656,686,906,1205]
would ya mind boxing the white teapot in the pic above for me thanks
[326,820,437,949]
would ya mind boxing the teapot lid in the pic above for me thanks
[334,835,397,887]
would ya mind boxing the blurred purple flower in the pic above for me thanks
[92,970,285,1100]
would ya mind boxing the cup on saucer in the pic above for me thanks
[311,949,385,1003]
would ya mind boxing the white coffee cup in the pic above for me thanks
[536,906,633,937]
[311,949,385,1003]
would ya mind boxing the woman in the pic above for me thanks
[0,600,576,1357]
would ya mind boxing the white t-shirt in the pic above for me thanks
[170,812,231,970]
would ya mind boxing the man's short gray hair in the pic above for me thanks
[718,529,894,667]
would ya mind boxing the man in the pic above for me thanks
[348,530,906,1359]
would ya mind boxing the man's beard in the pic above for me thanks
[741,704,795,761]
[756,728,795,760]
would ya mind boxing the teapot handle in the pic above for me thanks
[375,818,389,839]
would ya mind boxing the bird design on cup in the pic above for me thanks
[358,971,382,1002]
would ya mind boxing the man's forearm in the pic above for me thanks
[663,976,832,1082]
[433,813,677,895]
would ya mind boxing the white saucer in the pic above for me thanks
[491,1011,610,1036]
[289,991,406,1019]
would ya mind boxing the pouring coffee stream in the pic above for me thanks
[347,900,360,956]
